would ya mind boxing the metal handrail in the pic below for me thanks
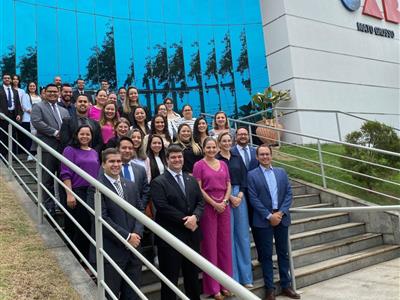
[0,113,260,300]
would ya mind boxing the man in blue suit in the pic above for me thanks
[247,144,300,300]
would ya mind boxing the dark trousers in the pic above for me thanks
[41,151,60,214]
[0,114,19,161]
[158,243,201,300]
[253,224,291,289]
[104,256,142,300]
[64,186,91,260]
[20,122,32,155]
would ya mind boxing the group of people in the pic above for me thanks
[0,73,300,300]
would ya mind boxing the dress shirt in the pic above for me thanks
[236,144,251,167]
[167,168,185,190]
[260,165,278,219]
[122,161,136,182]
[3,84,14,110]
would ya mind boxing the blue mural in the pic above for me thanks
[0,0,269,116]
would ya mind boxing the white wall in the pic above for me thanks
[260,0,400,144]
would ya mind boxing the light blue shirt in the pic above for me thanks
[260,165,278,219]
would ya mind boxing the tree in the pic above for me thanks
[204,39,218,82]
[18,46,38,87]
[169,43,187,100]
[236,29,251,93]
[1,45,16,76]
[341,121,400,189]
[188,42,205,113]
[86,25,117,89]
[123,60,135,87]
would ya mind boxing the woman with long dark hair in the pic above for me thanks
[145,134,167,183]
[60,125,100,260]
[193,116,209,147]
[131,106,150,137]
[144,114,172,149]
[209,111,235,141]
[99,101,118,144]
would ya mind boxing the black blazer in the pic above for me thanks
[150,170,204,248]
[0,85,22,119]
[60,114,103,153]
[72,90,93,104]
[88,173,144,264]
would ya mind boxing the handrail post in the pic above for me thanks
[275,109,281,147]
[94,188,105,299]
[317,139,327,188]
[249,125,254,146]
[8,123,12,168]
[335,112,342,141]
[37,146,43,224]
[287,227,296,291]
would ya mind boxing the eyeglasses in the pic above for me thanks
[47,90,59,94]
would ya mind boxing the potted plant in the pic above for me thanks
[252,86,291,145]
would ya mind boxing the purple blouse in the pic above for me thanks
[192,159,230,202]
[60,146,100,188]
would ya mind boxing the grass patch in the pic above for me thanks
[274,144,400,205]
[0,178,81,300]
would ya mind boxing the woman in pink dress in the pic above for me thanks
[99,101,118,144]
[88,89,107,121]
[193,137,232,300]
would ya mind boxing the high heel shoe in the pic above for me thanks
[221,290,233,297]
[214,292,225,300]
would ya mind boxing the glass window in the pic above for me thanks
[1,0,16,76]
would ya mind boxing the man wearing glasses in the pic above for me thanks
[31,83,70,216]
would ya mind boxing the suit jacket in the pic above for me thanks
[231,144,258,171]
[88,173,144,264]
[31,100,69,151]
[247,166,292,228]
[127,162,150,208]
[0,85,22,119]
[72,89,93,104]
[150,170,204,248]
[59,113,103,153]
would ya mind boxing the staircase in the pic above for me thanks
[7,156,400,299]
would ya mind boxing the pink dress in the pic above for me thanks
[192,159,232,295]
[101,123,115,144]
[88,105,102,121]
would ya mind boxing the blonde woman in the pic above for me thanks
[174,123,202,174]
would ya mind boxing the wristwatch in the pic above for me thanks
[223,199,229,205]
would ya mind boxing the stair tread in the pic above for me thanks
[295,244,400,277]
[293,203,332,209]
[290,222,365,240]
[252,232,383,268]
[293,193,319,199]
[291,212,348,225]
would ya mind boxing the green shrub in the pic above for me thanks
[341,121,400,189]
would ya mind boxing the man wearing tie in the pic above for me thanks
[72,78,93,104]
[0,73,22,161]
[151,144,204,300]
[88,148,144,300]
[247,145,300,300]
[118,136,150,208]
[31,83,69,215]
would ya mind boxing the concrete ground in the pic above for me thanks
[277,258,400,300]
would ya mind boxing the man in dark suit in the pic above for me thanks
[60,94,102,154]
[247,144,300,300]
[151,144,204,300]
[0,73,22,161]
[231,126,258,227]
[72,78,93,104]
[118,136,150,208]
[88,148,144,300]
[31,83,70,215]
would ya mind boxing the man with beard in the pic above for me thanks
[60,94,103,154]
[57,84,75,116]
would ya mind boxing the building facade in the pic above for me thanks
[0,0,269,116]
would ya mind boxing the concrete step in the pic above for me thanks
[290,213,349,234]
[235,245,400,299]
[292,194,320,207]
[291,184,307,196]
[290,222,366,250]
[291,203,333,220]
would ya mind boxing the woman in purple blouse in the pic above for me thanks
[60,124,100,259]
[193,137,232,300]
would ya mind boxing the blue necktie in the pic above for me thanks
[123,164,132,181]
[7,87,12,108]
[243,147,250,169]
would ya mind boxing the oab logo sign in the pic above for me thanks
[341,0,400,24]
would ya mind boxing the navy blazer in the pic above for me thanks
[231,144,258,171]
[0,85,22,118]
[247,166,292,228]
[88,173,144,264]
[151,170,204,248]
